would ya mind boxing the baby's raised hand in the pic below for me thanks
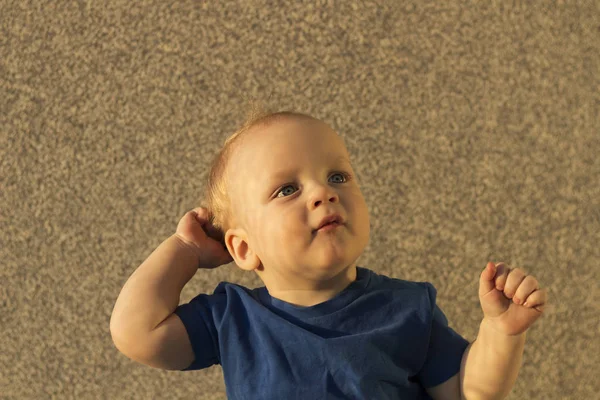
[478,262,548,336]
[175,207,233,269]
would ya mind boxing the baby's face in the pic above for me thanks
[224,117,370,286]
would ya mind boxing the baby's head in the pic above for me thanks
[201,103,370,292]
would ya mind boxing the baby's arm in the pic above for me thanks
[109,234,199,369]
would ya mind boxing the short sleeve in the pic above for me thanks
[417,282,470,389]
[173,293,221,371]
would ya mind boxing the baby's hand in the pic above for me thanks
[175,207,233,269]
[478,262,548,336]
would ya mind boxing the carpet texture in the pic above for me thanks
[2,1,598,399]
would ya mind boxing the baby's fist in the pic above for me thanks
[175,207,233,269]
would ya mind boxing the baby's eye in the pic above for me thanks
[275,172,351,198]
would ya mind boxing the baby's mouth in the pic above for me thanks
[314,221,343,233]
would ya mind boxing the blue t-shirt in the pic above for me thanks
[174,266,469,399]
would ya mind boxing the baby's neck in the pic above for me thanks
[264,265,357,307]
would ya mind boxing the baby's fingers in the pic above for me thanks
[523,288,548,311]
[192,207,210,223]
[194,207,225,242]
[494,262,510,290]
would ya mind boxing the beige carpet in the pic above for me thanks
[2,1,598,399]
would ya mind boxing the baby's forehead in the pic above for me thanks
[232,117,349,165]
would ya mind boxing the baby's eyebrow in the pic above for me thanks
[267,155,351,181]
[335,155,352,164]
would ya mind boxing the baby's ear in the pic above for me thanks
[224,229,260,272]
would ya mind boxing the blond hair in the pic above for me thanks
[197,100,318,235]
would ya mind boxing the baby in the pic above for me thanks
[111,110,547,400]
